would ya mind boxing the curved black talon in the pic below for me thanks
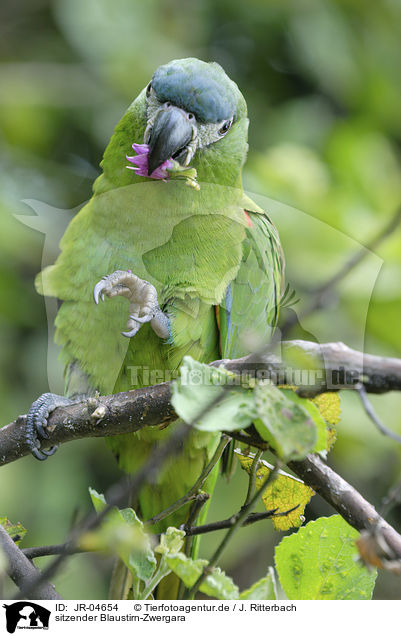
[31,446,58,461]
[35,421,50,439]
[25,392,71,461]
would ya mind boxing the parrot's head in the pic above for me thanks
[128,58,249,187]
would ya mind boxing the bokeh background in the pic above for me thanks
[1,0,401,599]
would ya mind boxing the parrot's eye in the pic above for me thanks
[218,119,233,136]
[146,82,152,97]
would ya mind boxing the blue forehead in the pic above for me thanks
[152,58,239,123]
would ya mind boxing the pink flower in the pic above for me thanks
[126,143,174,180]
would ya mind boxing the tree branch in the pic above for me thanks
[2,338,401,569]
[0,525,62,600]
[289,454,401,559]
[2,339,401,467]
[0,382,174,466]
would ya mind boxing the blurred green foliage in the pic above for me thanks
[1,0,401,599]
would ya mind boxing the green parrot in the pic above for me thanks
[25,58,283,597]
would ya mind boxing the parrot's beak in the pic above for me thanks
[147,107,193,176]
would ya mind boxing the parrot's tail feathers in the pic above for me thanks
[220,439,237,480]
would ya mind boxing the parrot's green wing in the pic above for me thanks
[218,208,284,359]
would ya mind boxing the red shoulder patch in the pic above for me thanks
[244,210,253,228]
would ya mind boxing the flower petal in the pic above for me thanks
[132,143,149,155]
[126,142,175,180]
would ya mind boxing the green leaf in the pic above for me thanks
[166,552,239,599]
[275,515,377,599]
[200,567,239,600]
[89,487,107,513]
[237,452,314,530]
[240,567,277,599]
[155,527,186,556]
[281,390,328,454]
[119,508,157,582]
[0,517,27,545]
[165,553,205,586]
[172,357,256,432]
[254,381,317,460]
[311,392,341,451]
[86,489,157,582]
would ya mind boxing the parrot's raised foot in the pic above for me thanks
[93,270,170,339]
[25,393,72,460]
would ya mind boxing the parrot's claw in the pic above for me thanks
[93,280,106,304]
[25,393,72,461]
[128,314,152,324]
[93,270,170,339]
[93,274,126,304]
[121,313,152,338]
[121,328,139,338]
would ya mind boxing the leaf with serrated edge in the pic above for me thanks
[237,452,314,530]
[166,552,239,599]
[156,527,185,555]
[275,515,377,599]
[89,487,107,512]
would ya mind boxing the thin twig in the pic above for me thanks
[183,461,281,600]
[20,506,298,561]
[185,505,299,536]
[179,435,230,562]
[184,494,211,533]
[355,382,401,445]
[311,206,401,296]
[222,430,268,450]
[243,449,263,507]
[281,206,401,335]
[182,493,210,563]
[146,434,230,526]
[380,477,401,518]
[22,544,84,560]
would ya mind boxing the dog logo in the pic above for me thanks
[2,602,50,633]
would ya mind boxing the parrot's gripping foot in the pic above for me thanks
[25,393,73,460]
[93,270,170,339]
